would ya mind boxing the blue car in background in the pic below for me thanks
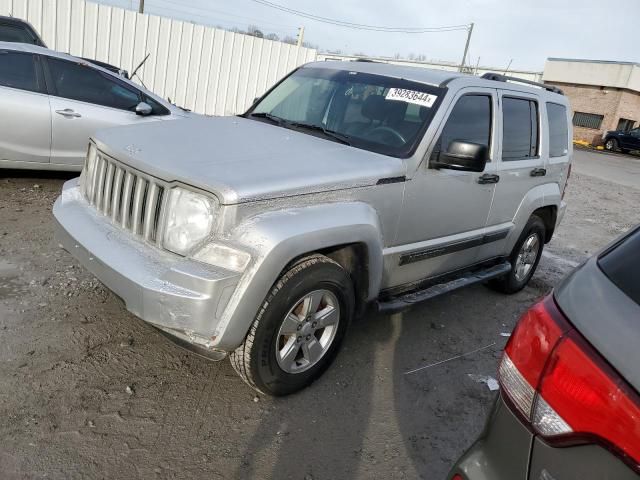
[603,126,640,154]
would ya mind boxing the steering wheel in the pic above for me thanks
[363,126,406,145]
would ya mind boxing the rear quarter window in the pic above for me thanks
[598,228,640,305]
[546,102,569,157]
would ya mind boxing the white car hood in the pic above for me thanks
[92,116,406,204]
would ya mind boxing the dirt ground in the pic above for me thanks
[1,149,639,480]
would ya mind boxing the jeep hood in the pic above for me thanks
[92,116,406,204]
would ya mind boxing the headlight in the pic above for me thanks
[82,144,98,200]
[163,187,216,255]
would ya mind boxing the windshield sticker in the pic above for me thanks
[385,88,438,108]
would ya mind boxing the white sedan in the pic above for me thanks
[0,41,191,171]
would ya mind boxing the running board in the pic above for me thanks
[377,262,512,314]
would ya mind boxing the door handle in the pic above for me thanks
[55,108,82,118]
[478,173,500,184]
[530,168,547,177]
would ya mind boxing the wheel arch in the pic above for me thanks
[532,205,558,243]
[288,242,372,317]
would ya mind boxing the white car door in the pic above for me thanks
[44,56,163,167]
[0,50,51,166]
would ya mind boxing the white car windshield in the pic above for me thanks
[246,67,445,158]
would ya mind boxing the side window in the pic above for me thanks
[431,94,492,160]
[502,97,539,160]
[630,129,640,138]
[0,51,41,93]
[0,25,39,44]
[143,95,170,116]
[47,57,141,111]
[546,103,569,157]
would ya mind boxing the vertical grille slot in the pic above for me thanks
[131,177,147,236]
[81,150,166,247]
[152,188,165,245]
[102,162,115,215]
[94,156,107,207]
[110,167,124,222]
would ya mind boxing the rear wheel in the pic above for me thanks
[229,254,354,396]
[488,215,546,294]
[604,138,619,151]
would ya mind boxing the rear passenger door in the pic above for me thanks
[479,91,546,260]
[0,50,51,165]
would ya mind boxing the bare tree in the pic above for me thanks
[247,25,264,38]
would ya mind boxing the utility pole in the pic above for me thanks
[138,0,144,14]
[296,26,305,47]
[459,22,474,72]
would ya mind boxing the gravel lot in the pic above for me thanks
[1,149,639,480]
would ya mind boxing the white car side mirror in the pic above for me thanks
[135,102,153,116]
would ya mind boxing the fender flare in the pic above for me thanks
[212,202,384,349]
[506,182,561,250]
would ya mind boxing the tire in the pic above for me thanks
[488,215,546,294]
[604,138,619,151]
[229,254,355,396]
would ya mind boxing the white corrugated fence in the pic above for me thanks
[0,0,318,115]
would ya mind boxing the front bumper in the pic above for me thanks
[53,179,242,357]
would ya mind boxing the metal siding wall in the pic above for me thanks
[0,0,317,115]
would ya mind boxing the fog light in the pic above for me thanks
[194,243,251,272]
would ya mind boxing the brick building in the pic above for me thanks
[543,58,640,145]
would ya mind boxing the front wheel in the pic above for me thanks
[229,254,354,396]
[604,138,619,151]
[488,215,546,294]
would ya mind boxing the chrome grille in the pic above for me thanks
[83,150,166,246]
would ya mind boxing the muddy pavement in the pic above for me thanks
[1,151,639,479]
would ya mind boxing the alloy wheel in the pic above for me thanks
[514,233,541,282]
[275,289,340,374]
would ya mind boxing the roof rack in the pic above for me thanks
[481,72,564,95]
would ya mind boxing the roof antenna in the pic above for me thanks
[503,59,513,75]
[131,52,150,80]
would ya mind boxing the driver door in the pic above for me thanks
[43,56,161,167]
[385,88,499,289]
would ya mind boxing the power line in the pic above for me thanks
[148,0,300,29]
[247,0,470,33]
[143,2,297,35]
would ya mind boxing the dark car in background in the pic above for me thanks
[603,126,640,154]
[449,225,640,479]
[0,15,129,78]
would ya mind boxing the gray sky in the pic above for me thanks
[104,0,637,71]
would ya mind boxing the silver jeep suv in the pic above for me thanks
[53,61,572,395]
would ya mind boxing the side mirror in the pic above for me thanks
[432,140,488,172]
[135,102,153,116]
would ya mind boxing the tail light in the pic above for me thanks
[561,163,571,200]
[499,295,640,473]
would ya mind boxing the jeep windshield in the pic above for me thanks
[246,67,445,158]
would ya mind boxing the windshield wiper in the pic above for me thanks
[287,122,352,146]
[246,112,287,125]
